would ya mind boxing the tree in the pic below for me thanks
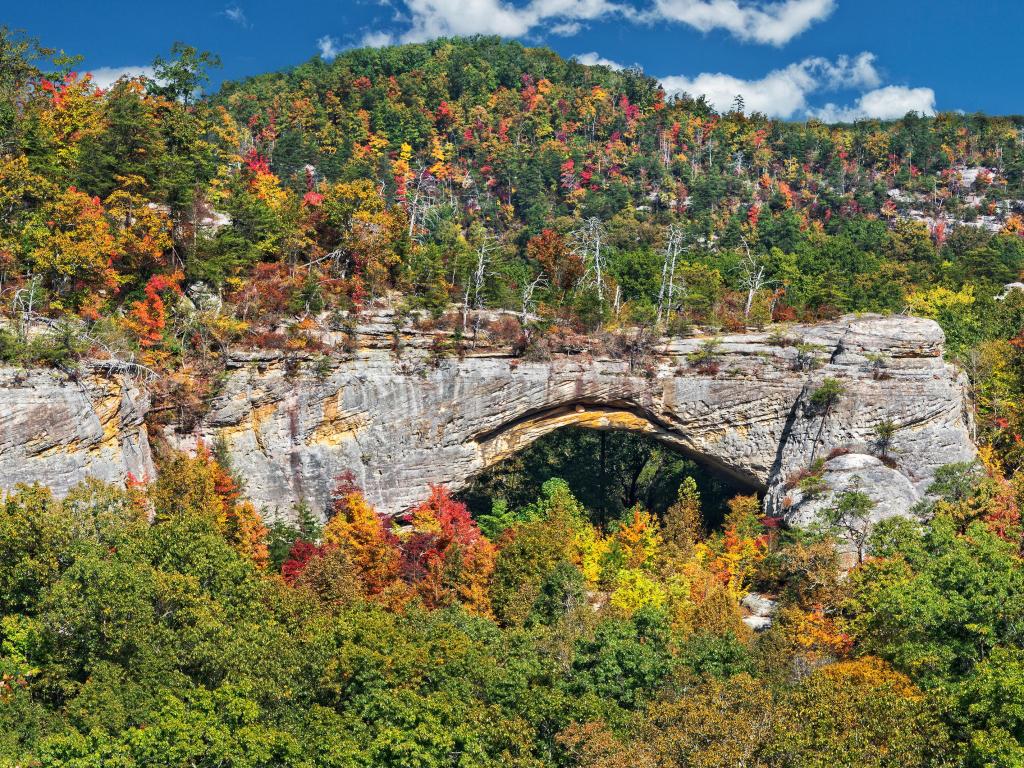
[0,485,72,614]
[810,376,846,413]
[293,546,362,607]
[568,608,673,711]
[0,27,53,152]
[850,515,1024,689]
[663,477,702,560]
[737,237,768,321]
[104,185,173,276]
[824,483,876,564]
[78,80,165,197]
[929,461,984,504]
[527,228,580,294]
[634,673,776,767]
[490,512,574,625]
[612,506,662,570]
[570,216,608,308]
[28,186,119,310]
[124,271,182,351]
[224,500,270,568]
[872,418,899,459]
[656,223,685,325]
[809,376,846,458]
[151,43,221,106]
[778,657,952,767]
[322,482,400,596]
[955,647,1024,767]
[399,485,496,614]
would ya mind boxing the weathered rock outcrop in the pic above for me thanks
[176,312,974,521]
[0,366,153,493]
[1,313,976,527]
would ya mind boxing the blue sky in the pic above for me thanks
[7,0,1024,119]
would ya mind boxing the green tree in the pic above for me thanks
[151,42,221,106]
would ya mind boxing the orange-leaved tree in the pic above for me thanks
[125,271,183,350]
[322,474,400,596]
[400,485,496,615]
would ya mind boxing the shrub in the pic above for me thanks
[793,342,823,371]
[809,377,846,412]
[689,338,723,374]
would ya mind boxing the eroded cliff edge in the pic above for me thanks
[1,314,976,527]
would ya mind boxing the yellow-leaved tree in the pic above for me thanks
[322,485,400,596]
[29,186,120,312]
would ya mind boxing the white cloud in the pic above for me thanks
[660,53,881,118]
[818,52,880,90]
[550,21,583,35]
[390,0,625,42]
[224,5,249,26]
[650,0,835,45]
[361,30,397,47]
[87,66,156,90]
[574,51,625,70]
[317,35,341,60]
[377,0,834,44]
[811,85,937,122]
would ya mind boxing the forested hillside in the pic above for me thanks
[4,29,1024,767]
[3,31,1024,457]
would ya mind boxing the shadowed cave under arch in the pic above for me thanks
[459,406,761,529]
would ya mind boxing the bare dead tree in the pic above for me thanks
[519,274,547,324]
[570,217,607,307]
[738,237,768,320]
[657,224,685,325]
[462,234,499,342]
[12,274,42,340]
[406,169,440,240]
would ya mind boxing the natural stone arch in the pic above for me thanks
[173,313,974,526]
[473,401,764,492]
[2,313,977,530]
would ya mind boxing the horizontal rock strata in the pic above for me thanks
[0,367,153,493]
[178,313,975,522]
[1,313,976,528]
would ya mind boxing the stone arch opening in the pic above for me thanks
[462,400,763,527]
[473,399,766,490]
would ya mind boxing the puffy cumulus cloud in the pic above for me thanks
[396,0,623,42]
[361,30,397,47]
[574,51,626,70]
[87,66,156,90]
[660,53,881,118]
[661,68,811,117]
[378,0,834,45]
[649,0,835,45]
[317,35,341,60]
[819,52,880,90]
[811,86,937,122]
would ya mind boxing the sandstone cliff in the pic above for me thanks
[1,314,976,528]
[0,365,153,493]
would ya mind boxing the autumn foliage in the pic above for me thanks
[322,478,400,595]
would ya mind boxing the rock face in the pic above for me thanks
[170,313,974,522]
[780,453,921,529]
[0,313,976,527]
[741,592,778,632]
[0,366,154,493]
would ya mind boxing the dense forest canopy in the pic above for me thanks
[3,28,1024,767]
[4,447,1024,766]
